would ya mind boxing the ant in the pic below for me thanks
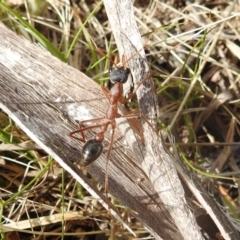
[69,54,146,166]
[68,35,157,203]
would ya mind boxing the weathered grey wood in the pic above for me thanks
[0,22,179,239]
[103,1,240,240]
[103,1,205,240]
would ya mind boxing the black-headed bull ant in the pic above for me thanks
[69,54,146,165]
[69,37,155,199]
[68,29,158,164]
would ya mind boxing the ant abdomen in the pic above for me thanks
[80,139,103,166]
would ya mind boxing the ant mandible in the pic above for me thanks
[69,54,144,166]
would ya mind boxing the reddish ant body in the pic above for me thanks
[69,55,140,166]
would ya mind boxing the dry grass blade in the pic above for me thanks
[211,118,236,172]
[0,142,40,151]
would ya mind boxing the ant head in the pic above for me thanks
[109,55,130,84]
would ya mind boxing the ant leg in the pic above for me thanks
[69,117,104,142]
[121,73,155,104]
[69,123,104,142]
[120,113,140,119]
[123,113,157,133]
[119,113,157,139]
[105,122,116,209]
